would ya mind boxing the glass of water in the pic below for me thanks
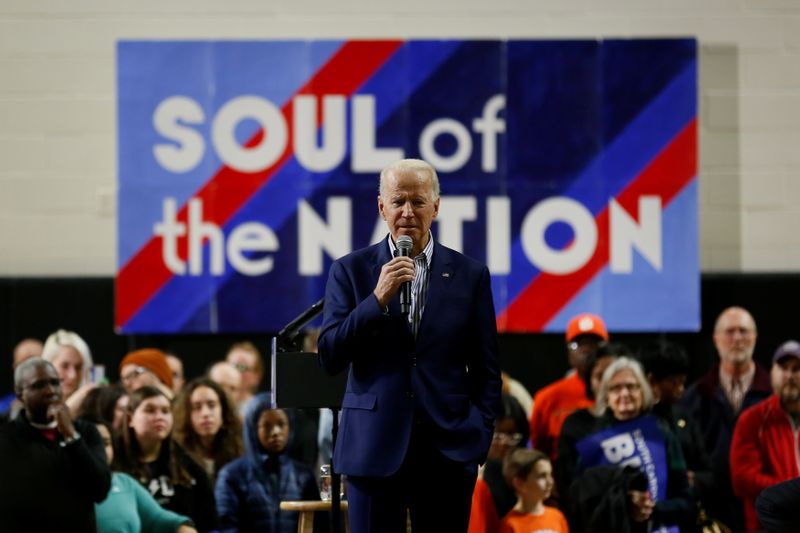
[319,464,332,501]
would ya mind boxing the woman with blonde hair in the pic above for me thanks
[41,329,96,416]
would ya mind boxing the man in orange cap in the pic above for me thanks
[118,348,175,399]
[529,313,608,460]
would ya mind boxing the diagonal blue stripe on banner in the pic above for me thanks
[493,60,697,315]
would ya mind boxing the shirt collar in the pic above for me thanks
[719,362,755,392]
[387,233,434,265]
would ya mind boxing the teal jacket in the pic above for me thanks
[96,472,192,533]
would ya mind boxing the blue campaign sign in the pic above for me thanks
[116,39,698,334]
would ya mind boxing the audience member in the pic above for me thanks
[215,395,324,533]
[113,386,218,532]
[0,358,110,532]
[556,342,629,503]
[500,448,568,533]
[119,348,175,399]
[87,415,197,533]
[681,306,771,530]
[568,357,693,532]
[76,384,129,432]
[469,394,530,533]
[208,361,243,408]
[166,352,187,395]
[41,329,97,416]
[638,339,714,527]
[730,340,800,531]
[530,312,608,459]
[173,377,244,482]
[12,337,43,365]
[0,337,43,417]
[225,341,265,409]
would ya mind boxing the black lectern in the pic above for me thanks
[270,349,346,409]
[271,299,347,533]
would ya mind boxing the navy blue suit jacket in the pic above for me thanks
[319,237,502,477]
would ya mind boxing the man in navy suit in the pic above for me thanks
[319,159,501,532]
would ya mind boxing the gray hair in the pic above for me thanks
[594,356,654,416]
[14,358,56,393]
[379,159,440,200]
[41,329,93,389]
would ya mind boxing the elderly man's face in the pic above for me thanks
[17,364,62,423]
[378,169,439,257]
[714,308,757,368]
[772,357,800,413]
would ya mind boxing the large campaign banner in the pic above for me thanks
[116,39,698,334]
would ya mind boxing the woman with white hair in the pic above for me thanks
[567,357,694,533]
[41,329,97,416]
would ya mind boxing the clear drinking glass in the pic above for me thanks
[319,464,332,501]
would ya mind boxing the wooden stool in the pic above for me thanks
[280,500,350,533]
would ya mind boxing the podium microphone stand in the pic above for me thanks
[271,298,347,533]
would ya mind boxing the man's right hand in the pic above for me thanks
[373,256,415,309]
[48,401,79,440]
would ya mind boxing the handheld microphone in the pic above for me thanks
[396,235,413,315]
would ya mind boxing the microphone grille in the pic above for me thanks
[396,235,413,252]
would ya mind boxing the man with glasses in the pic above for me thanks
[529,313,609,460]
[208,361,243,408]
[225,341,264,410]
[0,358,110,532]
[119,348,175,399]
[681,306,772,531]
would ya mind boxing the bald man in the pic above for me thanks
[681,306,772,530]
[208,361,243,410]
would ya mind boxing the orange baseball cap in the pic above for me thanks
[565,313,609,342]
[119,348,173,389]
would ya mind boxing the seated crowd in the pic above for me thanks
[1,305,798,532]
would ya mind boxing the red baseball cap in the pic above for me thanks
[566,313,609,343]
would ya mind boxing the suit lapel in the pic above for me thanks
[417,241,454,339]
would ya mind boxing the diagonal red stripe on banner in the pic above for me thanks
[116,40,404,329]
[496,117,697,333]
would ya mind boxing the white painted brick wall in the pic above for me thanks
[1,0,799,274]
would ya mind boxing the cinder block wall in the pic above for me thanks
[1,0,798,274]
